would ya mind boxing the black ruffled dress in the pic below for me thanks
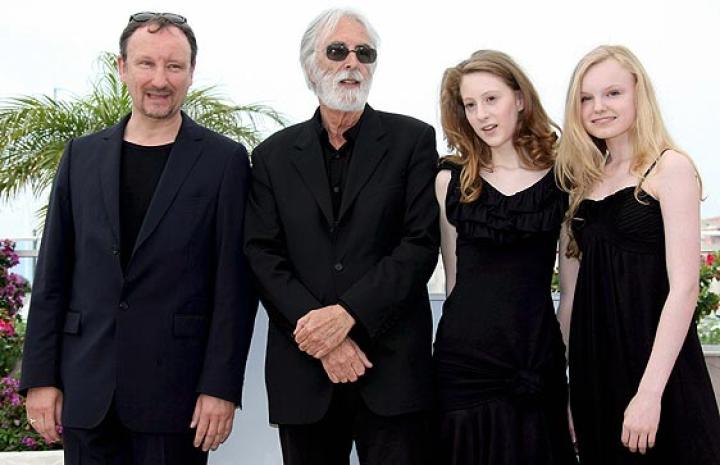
[434,161,577,465]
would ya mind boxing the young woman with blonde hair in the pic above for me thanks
[556,45,720,465]
[434,49,576,465]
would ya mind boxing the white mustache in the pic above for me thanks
[333,69,364,85]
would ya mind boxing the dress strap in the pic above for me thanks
[640,148,671,179]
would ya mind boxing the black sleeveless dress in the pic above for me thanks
[434,161,577,465]
[569,162,720,464]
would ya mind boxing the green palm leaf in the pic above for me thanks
[0,52,286,210]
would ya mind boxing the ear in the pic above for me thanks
[515,91,524,112]
[117,55,127,83]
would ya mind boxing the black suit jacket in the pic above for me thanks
[20,113,257,432]
[244,105,439,424]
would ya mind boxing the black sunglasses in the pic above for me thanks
[128,12,187,24]
[325,42,377,64]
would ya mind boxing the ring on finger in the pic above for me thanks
[28,417,38,425]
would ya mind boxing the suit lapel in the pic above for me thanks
[99,116,129,245]
[337,105,388,221]
[291,122,334,226]
[130,113,204,259]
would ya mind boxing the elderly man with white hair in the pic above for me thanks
[244,8,439,465]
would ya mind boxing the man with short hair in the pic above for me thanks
[245,8,439,465]
[20,12,256,464]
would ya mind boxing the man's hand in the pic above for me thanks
[190,394,235,452]
[26,387,63,443]
[294,304,355,358]
[321,338,373,383]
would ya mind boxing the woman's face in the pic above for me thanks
[580,58,637,143]
[460,71,523,153]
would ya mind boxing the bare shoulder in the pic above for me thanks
[656,150,696,176]
[647,149,700,200]
[436,169,452,186]
[435,169,452,202]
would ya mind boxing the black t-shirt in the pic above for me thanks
[119,141,172,271]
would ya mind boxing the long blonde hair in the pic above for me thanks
[555,45,699,257]
[440,50,558,203]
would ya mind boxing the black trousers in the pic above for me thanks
[279,384,432,465]
[63,401,208,465]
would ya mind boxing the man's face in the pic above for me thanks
[312,17,374,112]
[118,25,194,121]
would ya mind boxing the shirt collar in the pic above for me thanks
[311,105,368,145]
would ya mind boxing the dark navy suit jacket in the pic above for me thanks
[21,113,257,432]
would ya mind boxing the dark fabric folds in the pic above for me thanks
[434,159,576,465]
[440,160,566,244]
[570,187,720,465]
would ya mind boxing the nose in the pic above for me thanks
[473,104,489,122]
[150,67,169,87]
[343,51,359,70]
[592,96,605,113]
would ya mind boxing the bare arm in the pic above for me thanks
[436,170,458,296]
[557,222,580,356]
[622,150,701,454]
[557,222,581,446]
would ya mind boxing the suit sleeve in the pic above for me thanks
[20,141,75,393]
[339,125,440,340]
[243,146,323,330]
[196,145,258,405]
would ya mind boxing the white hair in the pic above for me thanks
[299,8,380,91]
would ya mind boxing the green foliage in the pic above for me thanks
[0,373,62,451]
[698,315,720,345]
[0,52,286,203]
[697,251,720,322]
[0,319,23,377]
[0,240,58,451]
[0,239,30,376]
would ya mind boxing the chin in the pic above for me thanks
[143,108,178,120]
[322,96,366,112]
[587,129,619,141]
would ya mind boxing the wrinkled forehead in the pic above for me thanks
[317,16,371,49]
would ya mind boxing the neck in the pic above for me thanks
[605,132,634,164]
[124,111,183,146]
[490,142,522,169]
[319,104,363,149]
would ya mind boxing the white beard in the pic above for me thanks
[314,68,371,112]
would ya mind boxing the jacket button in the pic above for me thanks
[334,263,343,272]
[119,302,129,311]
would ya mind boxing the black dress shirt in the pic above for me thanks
[312,109,367,220]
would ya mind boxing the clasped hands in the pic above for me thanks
[294,304,373,383]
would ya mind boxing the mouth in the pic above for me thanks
[591,116,616,125]
[338,79,361,87]
[481,124,498,132]
[145,91,172,101]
